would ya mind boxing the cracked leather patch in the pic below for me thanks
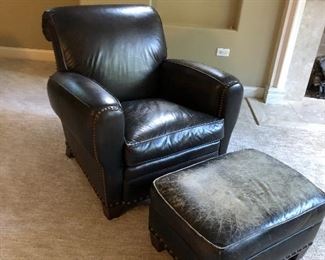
[154,149,325,247]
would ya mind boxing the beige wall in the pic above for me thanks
[163,0,284,87]
[0,0,284,87]
[153,0,240,30]
[0,0,78,49]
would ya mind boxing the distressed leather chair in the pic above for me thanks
[42,5,243,219]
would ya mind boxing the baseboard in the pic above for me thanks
[243,86,265,98]
[264,87,286,104]
[0,46,54,62]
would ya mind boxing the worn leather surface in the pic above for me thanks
[160,59,243,154]
[42,5,243,216]
[151,149,325,258]
[122,99,224,167]
[43,5,166,101]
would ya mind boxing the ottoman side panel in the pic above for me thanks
[149,187,223,259]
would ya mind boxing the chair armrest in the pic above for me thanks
[160,59,243,154]
[48,72,125,203]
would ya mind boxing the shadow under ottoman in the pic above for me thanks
[149,149,325,260]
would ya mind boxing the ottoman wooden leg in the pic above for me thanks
[150,231,165,252]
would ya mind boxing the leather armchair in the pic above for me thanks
[42,5,243,219]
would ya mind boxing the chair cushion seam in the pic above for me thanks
[126,140,220,167]
[125,119,223,146]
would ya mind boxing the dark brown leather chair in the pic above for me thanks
[42,5,243,219]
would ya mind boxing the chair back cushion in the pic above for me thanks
[42,5,167,101]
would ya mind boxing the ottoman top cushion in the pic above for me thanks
[153,149,325,248]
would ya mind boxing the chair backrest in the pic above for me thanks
[42,5,167,101]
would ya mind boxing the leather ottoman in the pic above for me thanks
[149,149,325,260]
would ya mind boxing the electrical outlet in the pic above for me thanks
[216,48,230,57]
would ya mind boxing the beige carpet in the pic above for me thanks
[0,58,324,259]
[247,97,325,131]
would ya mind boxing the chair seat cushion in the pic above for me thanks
[122,98,224,168]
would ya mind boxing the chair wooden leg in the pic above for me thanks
[103,205,124,220]
[65,142,74,158]
[150,231,165,252]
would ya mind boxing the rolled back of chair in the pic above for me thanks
[42,5,167,101]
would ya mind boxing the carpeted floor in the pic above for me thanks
[0,58,324,259]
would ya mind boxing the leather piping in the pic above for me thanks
[149,224,315,259]
[126,140,220,168]
[125,120,223,146]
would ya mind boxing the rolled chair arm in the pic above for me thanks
[47,72,125,204]
[160,59,243,154]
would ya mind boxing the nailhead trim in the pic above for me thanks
[283,242,312,260]
[149,226,177,259]
[92,106,121,164]
[150,225,313,260]
[106,194,150,209]
[218,87,227,118]
[68,106,150,210]
[92,105,121,207]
